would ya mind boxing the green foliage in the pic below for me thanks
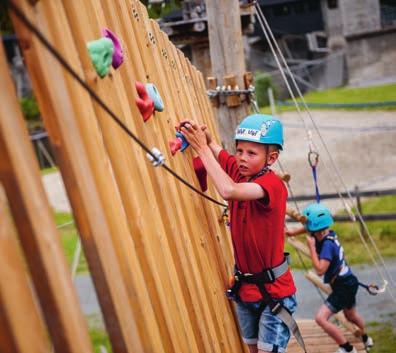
[288,195,396,269]
[20,95,43,130]
[20,96,40,121]
[143,0,182,19]
[254,72,278,107]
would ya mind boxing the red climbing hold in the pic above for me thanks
[135,81,154,122]
[193,156,208,192]
[169,137,183,155]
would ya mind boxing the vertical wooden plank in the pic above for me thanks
[0,185,51,353]
[9,2,145,353]
[0,38,93,353]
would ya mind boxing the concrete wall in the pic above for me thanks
[346,28,396,86]
[321,0,380,37]
[340,0,380,36]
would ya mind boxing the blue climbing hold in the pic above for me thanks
[145,83,164,112]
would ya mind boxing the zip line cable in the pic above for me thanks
[253,4,395,299]
[7,0,226,208]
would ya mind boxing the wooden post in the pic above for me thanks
[0,39,93,353]
[207,76,220,108]
[206,0,250,152]
[0,186,50,353]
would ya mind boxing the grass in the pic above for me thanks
[367,314,396,353]
[287,195,396,269]
[41,166,58,175]
[261,83,396,112]
[55,212,88,273]
[86,314,112,352]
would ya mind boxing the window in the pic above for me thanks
[327,0,338,9]
[292,2,305,14]
[273,4,291,17]
[307,0,320,12]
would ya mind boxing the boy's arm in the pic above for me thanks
[306,236,330,276]
[181,123,265,201]
[285,226,307,237]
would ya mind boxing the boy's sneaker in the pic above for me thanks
[364,336,374,350]
[334,347,357,353]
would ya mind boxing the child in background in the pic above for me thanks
[286,203,374,353]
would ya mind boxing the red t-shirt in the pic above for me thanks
[219,150,296,302]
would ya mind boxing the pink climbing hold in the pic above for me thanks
[135,81,155,122]
[102,28,124,69]
[169,137,183,155]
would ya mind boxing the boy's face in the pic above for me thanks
[312,228,329,239]
[235,141,278,177]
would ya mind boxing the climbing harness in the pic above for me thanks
[358,280,388,296]
[227,254,307,353]
[319,233,387,298]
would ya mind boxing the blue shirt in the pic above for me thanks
[315,230,352,283]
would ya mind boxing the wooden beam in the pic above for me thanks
[0,37,93,353]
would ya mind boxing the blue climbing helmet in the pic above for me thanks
[303,203,334,232]
[234,114,283,150]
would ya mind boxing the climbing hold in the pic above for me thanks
[169,131,189,155]
[102,28,124,69]
[145,83,164,112]
[87,37,114,78]
[193,156,207,191]
[135,81,154,122]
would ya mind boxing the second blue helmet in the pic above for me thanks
[303,203,334,232]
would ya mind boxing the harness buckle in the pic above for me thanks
[265,269,276,283]
[270,302,282,315]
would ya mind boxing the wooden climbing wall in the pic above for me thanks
[1,1,246,353]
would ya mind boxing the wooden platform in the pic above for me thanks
[288,320,366,353]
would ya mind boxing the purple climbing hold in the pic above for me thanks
[102,28,124,69]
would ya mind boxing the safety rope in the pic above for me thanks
[253,4,396,300]
[308,151,321,204]
[7,0,227,209]
[277,160,327,302]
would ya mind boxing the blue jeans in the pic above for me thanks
[236,295,297,353]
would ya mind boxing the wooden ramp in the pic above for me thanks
[288,320,366,353]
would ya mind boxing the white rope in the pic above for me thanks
[254,5,395,298]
